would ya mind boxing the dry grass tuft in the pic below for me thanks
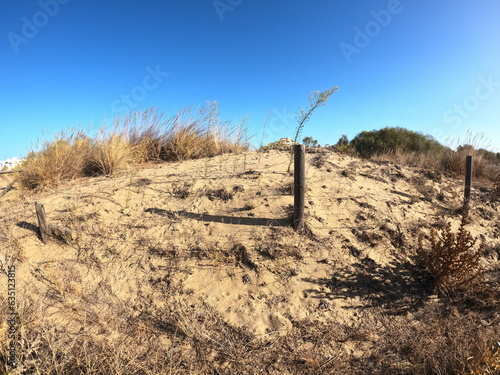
[125,108,170,162]
[375,303,500,375]
[86,133,132,176]
[20,132,92,189]
[373,131,499,186]
[440,146,489,178]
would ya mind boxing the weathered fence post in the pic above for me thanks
[35,202,48,244]
[0,170,22,175]
[463,155,473,212]
[34,202,76,243]
[293,144,305,233]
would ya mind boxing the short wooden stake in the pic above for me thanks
[35,202,48,244]
[293,144,305,233]
[463,155,473,212]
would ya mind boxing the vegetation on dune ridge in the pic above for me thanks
[335,127,500,182]
[18,86,500,191]
[350,126,444,159]
[19,105,249,190]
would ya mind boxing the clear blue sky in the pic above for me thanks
[1,0,500,159]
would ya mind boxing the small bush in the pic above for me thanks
[310,154,327,168]
[334,143,357,156]
[418,214,483,293]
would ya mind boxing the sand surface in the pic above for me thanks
[1,150,498,371]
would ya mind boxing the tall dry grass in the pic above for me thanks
[19,105,249,190]
[437,132,495,179]
[440,145,489,178]
[122,108,170,163]
[20,132,92,189]
[86,133,132,176]
[374,132,498,182]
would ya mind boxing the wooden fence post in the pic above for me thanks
[0,170,22,175]
[463,155,473,212]
[35,202,48,244]
[293,144,305,233]
[34,202,76,243]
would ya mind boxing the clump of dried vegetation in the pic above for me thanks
[418,213,483,293]
[19,104,249,190]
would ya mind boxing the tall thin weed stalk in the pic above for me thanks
[287,86,338,173]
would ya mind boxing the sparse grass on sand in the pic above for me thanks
[2,118,499,374]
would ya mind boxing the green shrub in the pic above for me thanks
[351,127,444,158]
[334,135,357,155]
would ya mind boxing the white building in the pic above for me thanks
[278,137,294,145]
[0,157,22,171]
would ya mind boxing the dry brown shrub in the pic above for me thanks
[310,153,327,168]
[418,214,483,293]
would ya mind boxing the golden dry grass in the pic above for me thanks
[19,106,249,190]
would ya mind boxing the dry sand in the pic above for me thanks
[1,149,498,372]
